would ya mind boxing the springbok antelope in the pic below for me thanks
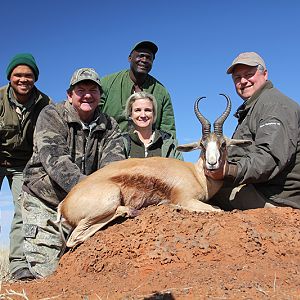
[57,94,251,248]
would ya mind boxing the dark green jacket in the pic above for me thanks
[228,81,300,208]
[23,101,125,207]
[100,70,176,136]
[0,84,51,166]
[122,129,183,160]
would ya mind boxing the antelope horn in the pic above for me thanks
[194,96,211,138]
[213,93,231,136]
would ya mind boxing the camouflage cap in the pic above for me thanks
[226,52,266,74]
[69,68,102,88]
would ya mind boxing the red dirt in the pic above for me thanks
[2,205,300,299]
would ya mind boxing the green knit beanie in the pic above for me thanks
[6,53,39,81]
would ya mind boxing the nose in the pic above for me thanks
[19,76,28,82]
[83,92,92,98]
[240,77,248,84]
[205,148,219,170]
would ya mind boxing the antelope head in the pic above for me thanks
[177,94,251,171]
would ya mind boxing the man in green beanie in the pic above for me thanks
[0,53,51,280]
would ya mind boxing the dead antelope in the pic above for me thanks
[57,94,251,248]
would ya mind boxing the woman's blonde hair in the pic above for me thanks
[124,92,158,124]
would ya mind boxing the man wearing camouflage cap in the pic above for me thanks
[0,53,51,280]
[206,52,300,210]
[21,68,125,278]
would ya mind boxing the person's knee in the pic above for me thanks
[209,196,234,211]
[229,184,269,210]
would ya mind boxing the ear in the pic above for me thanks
[264,69,268,80]
[225,137,252,147]
[128,55,132,63]
[176,142,200,152]
[67,92,73,104]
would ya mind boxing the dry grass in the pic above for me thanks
[0,289,29,300]
[0,247,9,281]
[0,248,31,299]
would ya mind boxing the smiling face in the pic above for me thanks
[67,81,101,123]
[129,49,154,76]
[10,65,35,103]
[232,64,268,100]
[130,98,154,130]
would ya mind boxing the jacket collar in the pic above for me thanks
[63,100,109,131]
[125,70,156,91]
[128,129,163,145]
[8,84,39,109]
[234,80,273,121]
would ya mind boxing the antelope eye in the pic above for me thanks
[221,141,226,148]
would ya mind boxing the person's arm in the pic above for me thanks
[99,76,109,109]
[206,102,298,184]
[160,91,176,137]
[234,103,297,184]
[34,105,86,194]
[98,117,126,168]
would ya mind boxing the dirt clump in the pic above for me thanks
[2,205,300,299]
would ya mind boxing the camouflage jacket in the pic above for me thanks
[23,100,125,207]
[0,84,51,166]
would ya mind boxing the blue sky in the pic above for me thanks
[1,0,300,246]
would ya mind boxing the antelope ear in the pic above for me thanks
[225,137,252,147]
[176,142,200,152]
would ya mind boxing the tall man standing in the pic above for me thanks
[0,53,51,280]
[100,40,176,137]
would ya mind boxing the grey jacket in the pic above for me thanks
[228,81,300,208]
[23,100,125,207]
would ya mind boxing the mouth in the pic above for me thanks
[137,120,149,124]
[80,101,95,108]
[207,165,218,171]
[137,64,148,71]
[18,84,30,89]
[241,85,252,92]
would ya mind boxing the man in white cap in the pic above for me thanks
[206,52,300,210]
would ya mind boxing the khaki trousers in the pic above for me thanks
[0,166,28,274]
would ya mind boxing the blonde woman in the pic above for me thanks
[123,92,183,160]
